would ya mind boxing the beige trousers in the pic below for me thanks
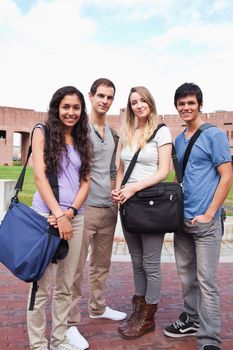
[27,215,84,350]
[68,206,117,323]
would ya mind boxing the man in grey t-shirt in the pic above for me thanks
[68,78,126,329]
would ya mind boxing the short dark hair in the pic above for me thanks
[90,78,116,96]
[174,83,203,111]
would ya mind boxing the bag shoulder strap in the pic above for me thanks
[14,123,42,195]
[28,281,39,310]
[121,124,163,186]
[121,123,183,186]
[109,126,119,139]
[182,123,216,175]
[109,126,120,153]
[14,123,59,202]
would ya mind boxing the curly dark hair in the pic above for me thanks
[44,86,92,180]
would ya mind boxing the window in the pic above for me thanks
[0,130,6,139]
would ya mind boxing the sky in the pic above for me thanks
[1,0,233,115]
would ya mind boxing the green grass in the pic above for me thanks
[0,166,233,213]
[165,171,175,182]
[0,165,36,206]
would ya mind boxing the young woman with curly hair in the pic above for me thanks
[27,86,92,350]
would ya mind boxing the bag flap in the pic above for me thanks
[136,185,165,198]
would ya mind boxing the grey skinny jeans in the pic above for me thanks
[124,230,165,304]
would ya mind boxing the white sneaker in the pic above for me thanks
[66,326,89,349]
[50,341,83,350]
[89,306,127,321]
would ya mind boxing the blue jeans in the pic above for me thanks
[174,218,222,349]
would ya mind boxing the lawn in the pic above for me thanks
[0,165,36,206]
[0,165,233,213]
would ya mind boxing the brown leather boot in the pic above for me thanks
[120,303,157,339]
[118,295,145,334]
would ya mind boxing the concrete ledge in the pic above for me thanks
[223,217,233,241]
[0,179,16,219]
[114,214,233,242]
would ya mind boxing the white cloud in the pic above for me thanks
[0,0,19,24]
[0,0,233,115]
[82,0,177,22]
[0,0,98,110]
[147,20,232,49]
[84,0,174,8]
[210,0,233,15]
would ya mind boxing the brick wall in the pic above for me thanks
[0,106,233,166]
[0,106,46,166]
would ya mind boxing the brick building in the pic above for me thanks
[0,106,233,166]
[0,106,46,166]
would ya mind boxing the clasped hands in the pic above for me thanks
[111,183,138,204]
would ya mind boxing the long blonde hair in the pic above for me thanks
[123,86,158,149]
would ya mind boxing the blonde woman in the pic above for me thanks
[112,86,172,339]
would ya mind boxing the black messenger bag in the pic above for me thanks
[120,124,184,234]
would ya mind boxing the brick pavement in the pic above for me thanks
[1,261,233,350]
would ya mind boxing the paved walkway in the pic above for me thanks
[1,239,233,350]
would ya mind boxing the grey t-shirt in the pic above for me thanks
[85,123,118,207]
